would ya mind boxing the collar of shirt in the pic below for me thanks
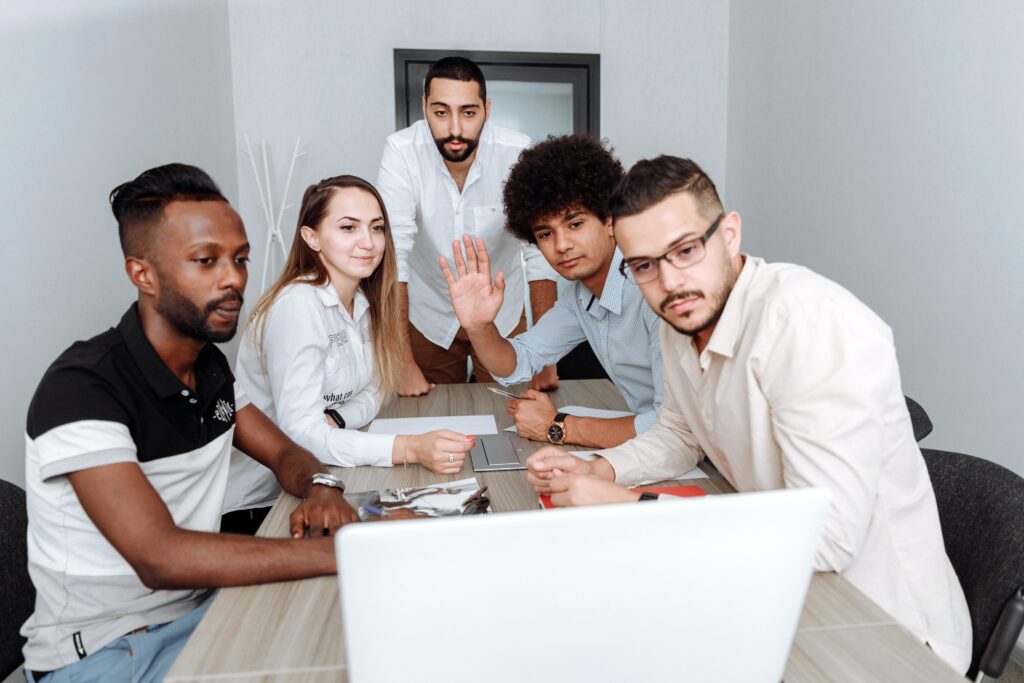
[426,119,494,192]
[311,280,371,324]
[675,255,762,382]
[704,254,762,360]
[117,303,225,402]
[575,248,628,321]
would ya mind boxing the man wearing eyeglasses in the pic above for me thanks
[439,135,663,449]
[525,155,972,674]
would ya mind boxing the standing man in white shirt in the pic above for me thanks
[525,155,972,673]
[377,56,558,395]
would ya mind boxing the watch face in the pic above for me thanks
[547,423,565,444]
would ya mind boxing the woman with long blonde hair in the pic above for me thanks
[223,175,474,519]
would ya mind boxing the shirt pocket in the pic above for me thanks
[471,205,505,241]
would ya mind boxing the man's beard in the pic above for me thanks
[658,259,739,338]
[434,134,480,163]
[157,286,243,344]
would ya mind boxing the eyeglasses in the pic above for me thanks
[618,214,724,285]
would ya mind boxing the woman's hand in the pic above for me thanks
[407,430,475,474]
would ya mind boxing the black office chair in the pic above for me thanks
[905,395,933,442]
[922,449,1024,680]
[0,479,34,679]
[556,341,609,381]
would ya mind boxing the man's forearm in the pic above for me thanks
[274,447,328,499]
[564,415,637,449]
[464,324,519,378]
[529,279,556,323]
[140,528,335,589]
[399,283,416,360]
[589,456,618,482]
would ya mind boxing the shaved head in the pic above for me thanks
[110,163,227,258]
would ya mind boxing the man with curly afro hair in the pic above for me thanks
[439,134,665,449]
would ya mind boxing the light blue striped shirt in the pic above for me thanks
[495,249,664,434]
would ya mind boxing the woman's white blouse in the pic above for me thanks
[224,281,395,512]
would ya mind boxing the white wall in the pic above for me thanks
[0,0,238,488]
[726,0,1024,475]
[226,0,730,292]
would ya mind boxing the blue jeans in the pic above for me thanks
[26,598,212,683]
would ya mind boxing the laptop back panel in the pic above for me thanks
[337,487,829,683]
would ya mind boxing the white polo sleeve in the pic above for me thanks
[28,367,138,481]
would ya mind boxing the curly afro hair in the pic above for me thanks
[503,134,624,245]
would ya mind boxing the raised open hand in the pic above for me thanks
[438,234,506,331]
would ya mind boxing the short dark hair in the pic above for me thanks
[503,135,624,245]
[424,56,487,101]
[609,156,723,223]
[110,163,227,257]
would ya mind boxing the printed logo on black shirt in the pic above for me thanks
[213,399,234,423]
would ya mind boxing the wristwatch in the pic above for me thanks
[547,412,569,445]
[638,492,661,502]
[308,472,346,495]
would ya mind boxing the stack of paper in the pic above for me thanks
[368,415,498,435]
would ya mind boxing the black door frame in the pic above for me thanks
[393,49,600,135]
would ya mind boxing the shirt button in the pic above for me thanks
[181,389,190,397]
[189,398,198,405]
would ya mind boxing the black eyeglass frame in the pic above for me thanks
[618,214,725,284]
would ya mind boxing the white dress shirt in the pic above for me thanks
[598,256,972,674]
[495,250,664,434]
[377,119,556,348]
[224,282,395,512]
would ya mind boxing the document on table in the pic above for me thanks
[503,405,633,432]
[368,415,499,435]
[566,450,708,479]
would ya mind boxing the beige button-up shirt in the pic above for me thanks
[599,256,971,674]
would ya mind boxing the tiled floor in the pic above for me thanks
[1001,658,1024,683]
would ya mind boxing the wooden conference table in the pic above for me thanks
[167,380,965,682]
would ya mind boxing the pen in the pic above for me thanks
[487,386,526,400]
[362,504,386,517]
[461,486,489,509]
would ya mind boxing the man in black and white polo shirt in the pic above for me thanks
[22,164,359,683]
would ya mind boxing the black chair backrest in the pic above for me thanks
[0,479,34,678]
[905,395,933,442]
[922,449,1024,678]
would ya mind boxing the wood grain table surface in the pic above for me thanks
[167,379,965,682]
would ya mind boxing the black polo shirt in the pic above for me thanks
[22,303,249,672]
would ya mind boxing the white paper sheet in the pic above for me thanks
[560,405,634,419]
[504,405,634,432]
[566,450,708,479]
[662,466,708,480]
[568,450,598,461]
[367,415,499,435]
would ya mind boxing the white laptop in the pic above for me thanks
[336,487,829,683]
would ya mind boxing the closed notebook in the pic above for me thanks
[539,485,706,509]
